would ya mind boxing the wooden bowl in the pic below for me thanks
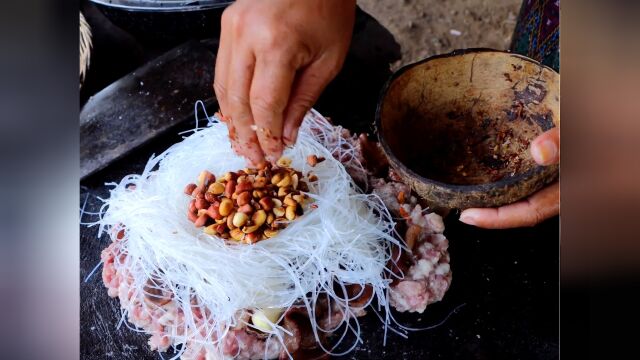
[376,49,559,209]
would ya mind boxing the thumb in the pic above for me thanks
[531,127,560,165]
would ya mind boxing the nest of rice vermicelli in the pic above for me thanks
[96,109,405,359]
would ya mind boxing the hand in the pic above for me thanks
[214,0,357,166]
[459,127,560,229]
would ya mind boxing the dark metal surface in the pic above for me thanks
[80,39,218,179]
[80,7,558,360]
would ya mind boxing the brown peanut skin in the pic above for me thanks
[184,183,198,195]
[238,204,253,213]
[195,199,210,210]
[194,214,208,227]
[235,181,253,194]
[205,192,216,202]
[224,180,236,198]
[237,191,251,206]
[259,197,274,211]
[187,210,198,223]
[207,205,222,220]
[188,199,197,213]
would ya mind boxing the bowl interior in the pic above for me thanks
[379,50,559,186]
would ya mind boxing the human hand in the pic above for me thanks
[459,127,560,229]
[214,0,357,166]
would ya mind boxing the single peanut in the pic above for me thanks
[235,181,253,194]
[230,228,244,241]
[224,179,236,198]
[253,177,267,188]
[283,196,297,207]
[244,167,256,175]
[276,156,292,168]
[277,186,290,197]
[237,191,251,206]
[266,213,275,225]
[197,170,215,187]
[208,182,225,195]
[194,214,208,227]
[291,173,299,190]
[259,197,274,211]
[244,232,259,244]
[184,183,198,195]
[308,174,318,182]
[197,209,208,217]
[204,192,216,202]
[227,211,236,230]
[307,155,318,167]
[187,210,198,223]
[292,194,305,204]
[263,229,279,238]
[253,190,265,199]
[207,204,222,220]
[237,175,246,184]
[203,224,217,235]
[273,207,285,217]
[232,212,249,227]
[285,205,296,220]
[397,191,406,204]
[188,199,196,213]
[219,198,233,216]
[223,172,236,182]
[276,174,291,188]
[195,198,209,210]
[271,173,284,185]
[237,204,253,214]
[271,198,283,208]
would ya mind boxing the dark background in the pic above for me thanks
[79,2,558,359]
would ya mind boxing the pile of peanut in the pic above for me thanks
[183,156,323,244]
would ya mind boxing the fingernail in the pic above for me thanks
[531,140,557,165]
[459,214,476,225]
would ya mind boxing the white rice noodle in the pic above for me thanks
[95,109,402,358]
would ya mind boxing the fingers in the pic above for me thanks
[459,182,560,229]
[531,127,560,165]
[249,57,296,162]
[282,57,341,146]
[226,50,265,166]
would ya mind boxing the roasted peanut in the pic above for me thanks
[306,155,318,167]
[292,194,305,203]
[237,175,246,184]
[207,204,222,220]
[194,214,208,227]
[253,177,267,188]
[218,198,233,216]
[271,198,283,208]
[244,232,259,244]
[291,173,299,190]
[273,207,285,217]
[197,170,215,187]
[195,198,209,210]
[203,224,217,235]
[184,183,198,195]
[224,179,236,198]
[205,192,216,202]
[197,209,208,217]
[308,174,318,182]
[237,191,251,206]
[271,173,284,185]
[188,199,196,213]
[285,205,296,220]
[276,174,291,188]
[277,186,290,197]
[208,182,225,195]
[230,228,245,241]
[187,210,198,223]
[235,181,253,194]
[253,190,265,199]
[283,196,297,207]
[266,213,275,225]
[263,229,279,238]
[259,197,274,211]
[237,204,253,214]
[397,191,406,204]
[227,211,236,230]
[244,167,256,175]
[223,172,236,182]
[232,212,249,227]
[276,156,292,168]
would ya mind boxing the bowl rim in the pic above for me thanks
[375,48,559,193]
[88,0,233,12]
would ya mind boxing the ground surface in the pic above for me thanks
[358,0,521,69]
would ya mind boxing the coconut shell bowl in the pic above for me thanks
[376,49,559,210]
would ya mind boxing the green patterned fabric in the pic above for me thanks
[510,0,560,72]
